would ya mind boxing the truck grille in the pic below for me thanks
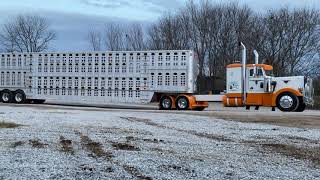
[304,77,314,106]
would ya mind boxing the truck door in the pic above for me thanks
[246,67,265,105]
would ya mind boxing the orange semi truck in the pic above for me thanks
[216,43,313,112]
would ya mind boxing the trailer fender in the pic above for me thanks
[176,94,208,110]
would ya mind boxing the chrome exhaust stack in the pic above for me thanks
[253,50,259,76]
[240,42,247,105]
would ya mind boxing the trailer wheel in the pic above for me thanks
[176,96,189,110]
[276,92,299,112]
[1,90,13,103]
[13,90,26,104]
[159,96,173,110]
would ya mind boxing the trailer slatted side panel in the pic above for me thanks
[0,50,197,104]
[0,54,32,96]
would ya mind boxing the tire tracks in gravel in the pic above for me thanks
[119,116,320,168]
[75,130,153,180]
[120,116,233,142]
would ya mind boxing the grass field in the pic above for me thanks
[0,121,21,128]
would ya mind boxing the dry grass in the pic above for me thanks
[0,121,22,128]
[158,164,195,174]
[111,142,140,151]
[80,134,113,160]
[11,141,25,148]
[261,143,320,167]
[29,139,48,148]
[123,165,153,180]
[59,136,74,154]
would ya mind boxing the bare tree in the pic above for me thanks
[0,15,56,52]
[87,30,102,51]
[147,10,191,51]
[259,8,320,76]
[125,23,145,50]
[104,23,124,51]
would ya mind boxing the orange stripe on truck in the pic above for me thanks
[223,87,303,107]
[226,63,273,71]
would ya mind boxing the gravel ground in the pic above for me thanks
[0,104,319,179]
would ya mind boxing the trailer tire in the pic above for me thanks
[1,90,13,103]
[276,92,299,112]
[176,96,189,110]
[159,96,173,110]
[13,90,26,104]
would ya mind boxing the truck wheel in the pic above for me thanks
[159,96,172,110]
[276,92,299,112]
[295,103,306,112]
[176,96,189,110]
[13,90,26,104]
[1,90,13,103]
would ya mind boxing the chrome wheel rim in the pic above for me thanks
[15,93,23,102]
[279,95,293,109]
[162,98,171,109]
[2,93,10,102]
[177,98,188,109]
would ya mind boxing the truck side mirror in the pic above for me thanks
[271,81,277,92]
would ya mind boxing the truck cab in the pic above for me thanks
[223,45,314,112]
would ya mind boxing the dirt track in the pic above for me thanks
[187,111,320,129]
[1,103,319,129]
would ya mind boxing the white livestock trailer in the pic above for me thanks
[0,50,209,110]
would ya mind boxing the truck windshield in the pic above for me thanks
[265,70,273,76]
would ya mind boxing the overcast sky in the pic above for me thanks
[0,0,319,51]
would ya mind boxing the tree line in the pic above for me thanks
[0,1,319,92]
[87,1,320,80]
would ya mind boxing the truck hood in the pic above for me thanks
[272,76,304,92]
[273,76,314,105]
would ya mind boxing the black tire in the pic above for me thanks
[1,90,13,103]
[295,103,306,112]
[276,92,299,112]
[13,90,26,104]
[159,96,173,110]
[176,96,189,110]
